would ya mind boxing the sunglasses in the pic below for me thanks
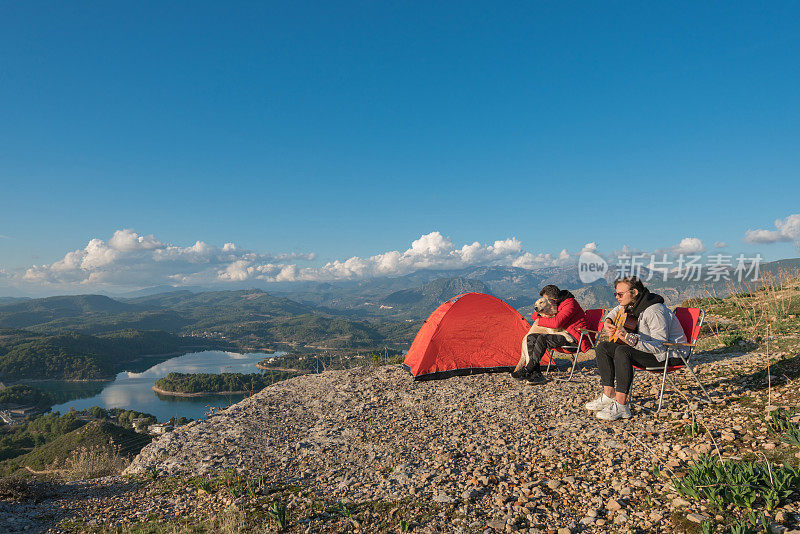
[613,290,632,298]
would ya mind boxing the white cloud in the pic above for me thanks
[408,231,453,256]
[714,241,727,248]
[297,233,535,283]
[8,228,739,292]
[744,229,786,244]
[16,229,316,289]
[511,252,557,269]
[674,237,706,255]
[108,229,163,252]
[218,260,254,282]
[744,214,800,247]
[653,237,706,256]
[490,238,523,255]
[9,229,569,290]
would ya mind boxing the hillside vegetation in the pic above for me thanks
[1,420,150,479]
[0,328,187,380]
[0,289,420,382]
[0,384,54,410]
[0,407,160,476]
[153,371,298,395]
[684,269,800,353]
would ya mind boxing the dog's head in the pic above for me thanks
[534,297,558,317]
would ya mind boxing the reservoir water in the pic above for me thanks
[42,350,281,422]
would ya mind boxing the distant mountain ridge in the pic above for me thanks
[0,294,151,330]
[268,258,799,318]
[0,258,796,359]
[0,288,421,360]
[382,277,489,316]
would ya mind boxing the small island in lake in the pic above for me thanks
[152,371,300,397]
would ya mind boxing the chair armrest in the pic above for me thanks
[662,342,695,348]
[579,329,602,334]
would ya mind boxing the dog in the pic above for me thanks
[513,297,575,374]
[533,296,558,318]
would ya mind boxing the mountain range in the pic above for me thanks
[0,258,796,365]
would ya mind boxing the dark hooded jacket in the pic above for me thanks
[625,288,665,327]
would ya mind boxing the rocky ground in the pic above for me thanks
[2,349,800,533]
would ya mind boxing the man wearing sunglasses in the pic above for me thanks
[585,276,687,421]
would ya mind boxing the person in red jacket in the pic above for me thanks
[512,284,589,384]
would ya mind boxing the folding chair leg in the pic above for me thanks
[544,353,552,375]
[683,363,713,404]
[664,372,708,406]
[564,332,588,382]
[567,354,579,381]
[657,361,670,413]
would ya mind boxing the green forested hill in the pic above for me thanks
[0,294,147,327]
[0,294,189,335]
[383,277,489,314]
[0,289,419,380]
[0,329,187,380]
[0,290,318,335]
[154,371,296,394]
[0,384,54,409]
[0,420,151,477]
[0,290,417,353]
[126,289,316,322]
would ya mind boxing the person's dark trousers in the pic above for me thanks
[524,334,574,373]
[595,340,681,395]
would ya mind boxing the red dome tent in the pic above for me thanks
[404,292,532,380]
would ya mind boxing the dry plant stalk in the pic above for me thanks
[767,322,772,411]
[701,284,728,346]
[703,268,800,344]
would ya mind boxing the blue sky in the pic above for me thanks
[1,2,799,294]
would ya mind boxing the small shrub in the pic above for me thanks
[766,409,800,450]
[673,454,800,511]
[191,476,212,493]
[335,501,353,518]
[268,500,288,530]
[720,333,747,347]
[62,445,128,480]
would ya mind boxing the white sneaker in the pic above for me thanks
[596,400,632,421]
[585,394,614,412]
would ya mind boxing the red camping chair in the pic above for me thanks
[543,308,606,380]
[631,307,713,413]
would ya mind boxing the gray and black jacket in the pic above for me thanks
[604,289,687,361]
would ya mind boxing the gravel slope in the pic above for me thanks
[4,351,799,532]
[121,353,799,531]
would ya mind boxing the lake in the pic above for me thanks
[43,350,281,422]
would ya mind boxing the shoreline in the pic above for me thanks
[8,349,215,384]
[254,363,303,372]
[151,385,251,398]
[132,351,187,360]
[15,378,112,384]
